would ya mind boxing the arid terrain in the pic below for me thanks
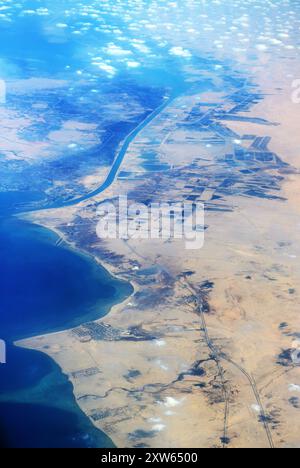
[18,66,300,448]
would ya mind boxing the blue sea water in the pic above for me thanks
[0,345,115,448]
[0,217,132,341]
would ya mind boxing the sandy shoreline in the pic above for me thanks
[15,214,139,337]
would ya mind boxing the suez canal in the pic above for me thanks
[41,92,176,210]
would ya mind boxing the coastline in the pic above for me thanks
[13,216,138,448]
[16,215,139,330]
[17,85,300,448]
[0,215,133,448]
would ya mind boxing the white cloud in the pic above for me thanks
[169,46,192,58]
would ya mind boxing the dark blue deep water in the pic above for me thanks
[0,217,132,341]
[0,217,132,448]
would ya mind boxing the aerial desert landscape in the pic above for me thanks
[0,0,299,449]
